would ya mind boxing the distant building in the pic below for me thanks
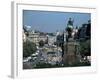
[23,29,27,42]
[23,27,28,42]
[28,31,40,45]
[79,24,87,39]
[56,33,64,46]
[78,22,91,40]
[27,30,48,45]
[48,35,56,45]
[56,31,60,36]
[39,34,48,43]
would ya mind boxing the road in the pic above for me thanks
[23,45,63,69]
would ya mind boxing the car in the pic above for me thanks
[23,59,28,63]
[31,53,38,57]
[23,56,32,63]
[36,50,39,53]
[40,58,44,61]
[27,57,31,60]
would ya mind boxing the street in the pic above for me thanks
[23,44,63,69]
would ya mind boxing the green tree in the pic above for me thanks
[79,40,91,59]
[23,41,37,58]
[39,40,44,47]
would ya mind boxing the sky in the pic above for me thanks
[23,10,91,33]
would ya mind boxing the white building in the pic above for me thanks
[28,30,48,45]
[39,34,47,42]
[28,31,40,45]
[23,29,27,42]
[47,35,56,45]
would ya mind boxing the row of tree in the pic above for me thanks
[23,41,37,58]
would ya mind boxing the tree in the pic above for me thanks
[23,41,37,58]
[39,40,44,47]
[79,40,91,59]
[86,20,91,38]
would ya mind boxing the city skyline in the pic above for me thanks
[23,10,91,33]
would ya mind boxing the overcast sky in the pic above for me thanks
[23,10,91,33]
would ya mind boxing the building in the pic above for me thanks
[47,35,56,45]
[28,30,40,45]
[78,22,91,40]
[39,34,48,43]
[27,30,48,45]
[23,28,27,42]
[79,24,87,39]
